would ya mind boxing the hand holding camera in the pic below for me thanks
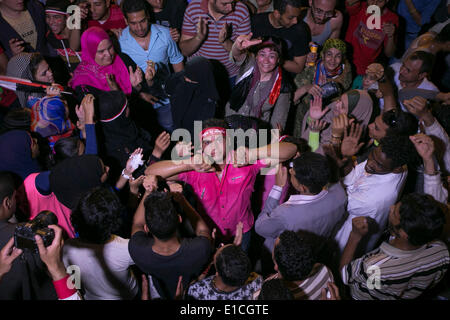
[35,224,67,281]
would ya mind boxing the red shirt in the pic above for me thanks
[179,159,268,238]
[88,5,127,31]
[345,1,399,75]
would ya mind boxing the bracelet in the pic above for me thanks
[331,135,342,139]
[121,169,131,180]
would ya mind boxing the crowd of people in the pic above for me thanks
[0,0,449,300]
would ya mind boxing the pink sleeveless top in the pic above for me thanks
[23,173,76,238]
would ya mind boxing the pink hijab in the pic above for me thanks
[70,27,132,94]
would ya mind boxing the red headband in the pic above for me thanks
[200,127,227,140]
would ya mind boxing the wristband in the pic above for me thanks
[53,275,77,300]
[121,169,131,180]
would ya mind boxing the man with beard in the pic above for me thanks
[251,0,309,74]
[340,194,449,300]
[119,0,184,132]
[302,0,343,46]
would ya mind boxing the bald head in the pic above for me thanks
[309,0,336,24]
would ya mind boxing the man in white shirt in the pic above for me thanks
[335,133,418,256]
[390,50,450,110]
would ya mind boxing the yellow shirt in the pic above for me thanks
[3,10,38,50]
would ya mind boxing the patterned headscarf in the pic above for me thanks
[6,53,44,108]
[321,38,347,58]
[31,96,74,148]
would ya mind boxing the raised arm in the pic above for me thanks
[179,17,208,57]
[171,185,211,240]
[231,33,262,63]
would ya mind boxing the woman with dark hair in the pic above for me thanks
[225,35,292,131]
[6,52,57,108]
[63,187,138,300]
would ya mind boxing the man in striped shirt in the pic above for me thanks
[179,0,252,81]
[340,193,450,300]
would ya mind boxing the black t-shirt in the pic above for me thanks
[152,0,187,31]
[128,232,212,299]
[251,12,310,60]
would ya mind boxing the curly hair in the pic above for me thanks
[382,110,419,137]
[258,278,294,300]
[274,231,315,281]
[215,245,251,287]
[379,134,420,169]
[399,193,446,246]
[71,187,123,244]
[144,191,179,240]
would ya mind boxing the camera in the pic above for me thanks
[14,211,58,253]
[320,81,341,100]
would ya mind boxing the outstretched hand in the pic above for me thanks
[234,33,263,51]
[309,95,329,121]
[129,66,143,88]
[153,132,171,159]
[341,123,364,157]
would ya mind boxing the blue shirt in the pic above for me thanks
[118,24,183,73]
[397,0,441,34]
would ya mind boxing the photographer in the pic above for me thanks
[0,172,57,299]
[35,224,82,300]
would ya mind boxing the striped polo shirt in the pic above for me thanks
[261,264,334,300]
[342,240,450,300]
[181,0,251,77]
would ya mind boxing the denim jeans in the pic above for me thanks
[154,98,175,133]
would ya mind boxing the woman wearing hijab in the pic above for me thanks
[0,130,40,182]
[301,89,373,154]
[70,27,142,96]
[293,38,352,138]
[30,95,75,149]
[96,89,170,170]
[166,56,219,138]
[6,52,57,108]
[225,35,292,131]
[23,154,107,238]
